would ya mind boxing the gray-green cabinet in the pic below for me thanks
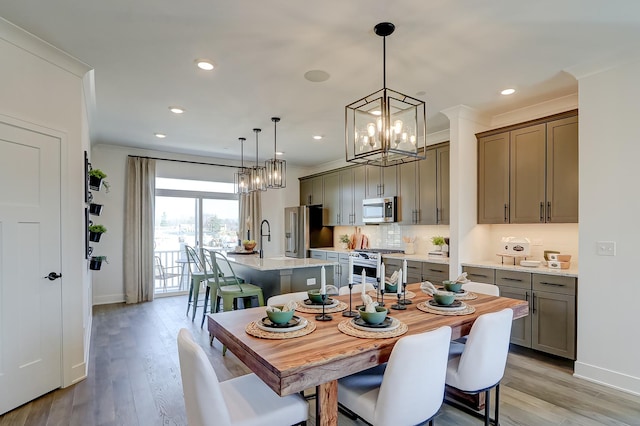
[495,269,576,359]
[300,176,323,206]
[366,164,397,198]
[322,172,341,226]
[477,112,578,224]
[326,252,350,288]
[461,265,495,284]
[398,143,449,225]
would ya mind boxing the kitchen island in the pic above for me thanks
[225,253,336,301]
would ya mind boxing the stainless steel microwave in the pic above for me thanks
[362,197,397,224]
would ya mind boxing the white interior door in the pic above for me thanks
[0,120,62,415]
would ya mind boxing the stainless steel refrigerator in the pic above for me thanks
[284,205,333,258]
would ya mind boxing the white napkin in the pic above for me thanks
[455,272,470,283]
[361,294,379,312]
[265,300,297,312]
[385,270,399,285]
[420,281,438,295]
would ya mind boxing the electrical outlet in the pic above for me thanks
[596,241,616,256]
[307,278,316,286]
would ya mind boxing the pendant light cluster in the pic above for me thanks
[234,117,286,194]
[345,22,426,167]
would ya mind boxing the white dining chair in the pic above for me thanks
[445,308,513,426]
[266,291,309,306]
[461,281,500,296]
[177,328,309,426]
[338,282,375,295]
[337,326,452,426]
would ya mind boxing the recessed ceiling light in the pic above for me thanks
[313,135,323,140]
[501,88,516,96]
[304,70,330,83]
[371,110,382,116]
[154,133,166,138]
[169,106,185,114]
[195,59,215,71]
[276,151,284,156]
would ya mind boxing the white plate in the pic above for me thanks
[350,317,401,332]
[255,317,308,333]
[426,300,468,312]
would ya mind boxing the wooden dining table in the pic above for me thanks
[207,282,529,426]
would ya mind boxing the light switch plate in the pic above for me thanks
[597,241,616,256]
[307,278,316,286]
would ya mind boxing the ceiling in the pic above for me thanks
[2,1,640,167]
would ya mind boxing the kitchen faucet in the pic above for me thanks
[259,219,271,259]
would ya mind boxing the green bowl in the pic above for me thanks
[385,283,398,293]
[266,306,294,324]
[358,306,388,325]
[443,280,462,292]
[432,291,456,305]
[307,289,324,303]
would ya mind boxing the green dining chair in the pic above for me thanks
[184,246,213,321]
[203,250,265,355]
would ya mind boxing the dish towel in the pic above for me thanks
[361,294,379,312]
[454,272,470,283]
[420,281,438,295]
[265,300,297,312]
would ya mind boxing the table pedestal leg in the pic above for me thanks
[317,380,338,426]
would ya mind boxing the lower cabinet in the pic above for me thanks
[421,262,448,286]
[326,252,350,288]
[383,258,444,285]
[461,265,495,284]
[495,269,576,359]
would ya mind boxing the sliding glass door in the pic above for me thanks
[153,178,238,295]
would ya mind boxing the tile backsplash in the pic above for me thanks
[334,222,579,264]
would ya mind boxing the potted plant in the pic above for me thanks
[88,169,110,192]
[431,235,446,251]
[89,255,108,270]
[88,224,107,242]
[339,234,350,250]
[89,203,103,216]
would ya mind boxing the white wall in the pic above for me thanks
[91,143,309,304]
[570,56,640,395]
[0,18,92,387]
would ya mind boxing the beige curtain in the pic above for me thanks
[124,157,156,303]
[239,191,261,243]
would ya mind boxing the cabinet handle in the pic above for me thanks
[503,277,523,282]
[539,281,564,287]
[416,209,421,223]
[540,202,544,222]
[547,201,551,222]
[532,293,537,314]
[428,268,443,273]
[504,204,509,223]
[525,291,530,312]
[337,213,340,224]
[436,208,440,224]
[469,274,488,278]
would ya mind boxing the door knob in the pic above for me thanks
[44,272,62,281]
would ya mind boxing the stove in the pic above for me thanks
[349,248,404,284]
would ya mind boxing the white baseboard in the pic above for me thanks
[92,294,125,305]
[574,361,640,396]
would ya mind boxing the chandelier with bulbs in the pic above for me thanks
[345,22,426,167]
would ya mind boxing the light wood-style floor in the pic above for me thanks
[1,295,639,425]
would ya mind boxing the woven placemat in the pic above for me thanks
[295,300,348,314]
[367,290,416,299]
[455,291,478,301]
[245,320,316,339]
[416,301,476,316]
[337,318,408,339]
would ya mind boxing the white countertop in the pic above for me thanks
[462,260,578,278]
[310,247,450,264]
[226,253,336,271]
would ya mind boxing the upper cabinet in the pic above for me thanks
[398,143,450,225]
[477,111,578,224]
[365,165,397,198]
[300,175,323,206]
